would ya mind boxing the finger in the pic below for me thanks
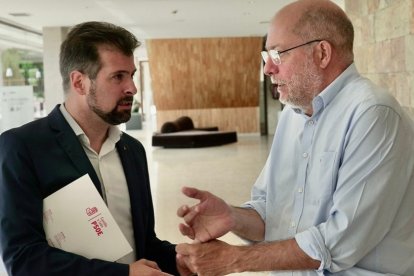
[144,262,173,276]
[179,223,195,239]
[183,208,200,225]
[176,253,183,259]
[177,205,191,218]
[182,186,210,201]
[191,239,201,244]
[141,259,161,270]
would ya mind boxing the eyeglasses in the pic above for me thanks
[261,39,322,65]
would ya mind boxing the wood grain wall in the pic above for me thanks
[146,37,263,133]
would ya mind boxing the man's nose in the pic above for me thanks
[263,59,279,76]
[125,79,137,95]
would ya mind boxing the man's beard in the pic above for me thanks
[277,59,323,111]
[87,84,133,125]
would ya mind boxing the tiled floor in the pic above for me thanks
[0,123,273,276]
[128,124,273,275]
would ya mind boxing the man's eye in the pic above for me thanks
[113,74,124,81]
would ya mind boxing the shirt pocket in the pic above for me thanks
[308,151,337,206]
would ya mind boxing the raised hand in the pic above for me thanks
[177,187,235,242]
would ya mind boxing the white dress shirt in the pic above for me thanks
[59,104,136,264]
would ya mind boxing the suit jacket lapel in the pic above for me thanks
[47,105,103,194]
[116,137,147,256]
[116,138,146,208]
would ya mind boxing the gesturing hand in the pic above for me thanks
[176,239,238,276]
[177,187,235,242]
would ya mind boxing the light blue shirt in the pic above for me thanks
[244,64,414,275]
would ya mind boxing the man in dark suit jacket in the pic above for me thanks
[0,21,190,276]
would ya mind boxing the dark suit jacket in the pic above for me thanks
[0,105,178,276]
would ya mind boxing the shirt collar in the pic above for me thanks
[59,104,122,145]
[292,63,360,117]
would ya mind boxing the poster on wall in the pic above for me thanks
[0,86,34,134]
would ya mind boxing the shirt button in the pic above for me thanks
[302,152,308,158]
[308,120,314,125]
[290,221,296,228]
[298,187,303,193]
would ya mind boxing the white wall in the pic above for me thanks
[42,26,69,114]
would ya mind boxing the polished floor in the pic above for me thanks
[0,122,273,276]
[129,122,273,275]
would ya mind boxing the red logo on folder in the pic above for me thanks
[86,207,98,216]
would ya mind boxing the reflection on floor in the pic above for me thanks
[127,125,273,276]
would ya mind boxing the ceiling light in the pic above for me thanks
[9,13,31,17]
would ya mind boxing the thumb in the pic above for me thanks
[182,186,209,201]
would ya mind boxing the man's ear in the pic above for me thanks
[316,40,332,69]
[70,71,88,95]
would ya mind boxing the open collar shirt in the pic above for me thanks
[59,104,136,264]
[243,64,414,275]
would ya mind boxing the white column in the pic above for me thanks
[42,26,69,114]
[0,48,4,86]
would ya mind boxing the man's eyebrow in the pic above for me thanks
[112,69,136,75]
[265,43,280,51]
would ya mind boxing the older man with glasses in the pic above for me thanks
[175,0,414,275]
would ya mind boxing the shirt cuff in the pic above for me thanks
[241,201,266,221]
[295,226,332,273]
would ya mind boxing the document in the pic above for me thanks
[43,174,132,262]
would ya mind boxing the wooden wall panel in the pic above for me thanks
[156,107,260,134]
[146,37,263,110]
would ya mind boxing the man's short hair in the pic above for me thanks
[59,21,140,92]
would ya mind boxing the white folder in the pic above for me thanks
[43,174,132,262]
